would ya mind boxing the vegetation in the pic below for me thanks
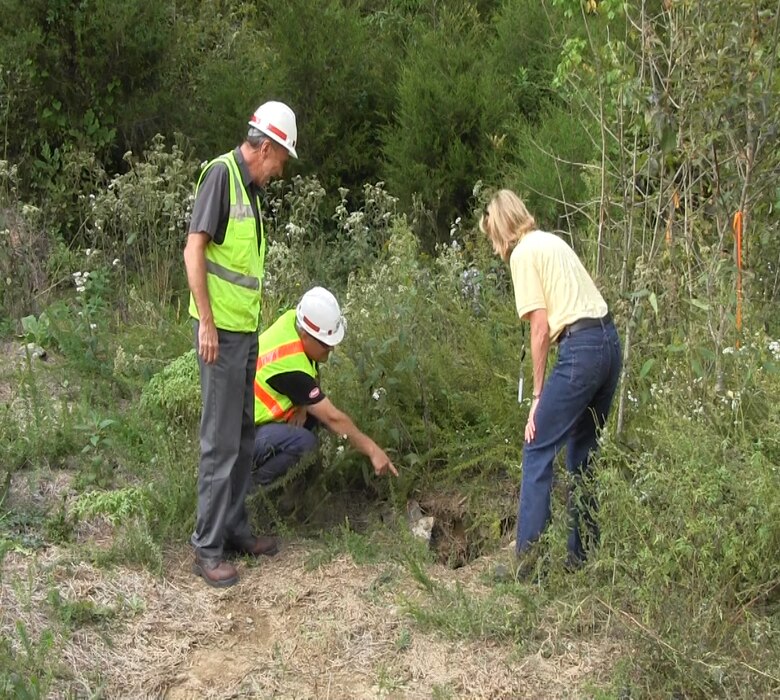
[1,0,779,697]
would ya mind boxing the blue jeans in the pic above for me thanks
[252,421,319,488]
[517,320,621,562]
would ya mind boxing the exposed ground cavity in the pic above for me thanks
[248,462,517,569]
[416,491,515,569]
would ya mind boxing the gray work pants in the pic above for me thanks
[191,322,257,559]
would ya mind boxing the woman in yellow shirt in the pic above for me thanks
[481,189,621,574]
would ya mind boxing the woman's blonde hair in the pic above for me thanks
[479,189,536,262]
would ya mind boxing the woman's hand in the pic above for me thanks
[525,396,540,442]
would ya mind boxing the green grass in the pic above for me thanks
[0,623,57,700]
[46,589,117,630]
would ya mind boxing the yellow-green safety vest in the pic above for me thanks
[188,151,266,332]
[254,310,318,424]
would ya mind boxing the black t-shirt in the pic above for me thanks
[267,371,326,407]
[187,147,264,245]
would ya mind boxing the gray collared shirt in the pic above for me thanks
[187,147,264,246]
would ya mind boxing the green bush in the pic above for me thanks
[140,349,200,426]
[87,135,197,304]
[71,487,151,525]
[169,1,274,159]
[592,335,780,696]
[257,0,397,195]
[0,163,52,323]
[490,105,597,237]
[382,7,510,246]
[263,176,400,309]
[304,220,521,534]
[0,0,174,160]
[487,0,562,118]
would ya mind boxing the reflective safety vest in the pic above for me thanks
[254,310,318,424]
[188,151,266,332]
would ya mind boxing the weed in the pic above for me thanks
[139,349,200,426]
[20,312,54,347]
[91,520,163,574]
[305,518,380,570]
[394,627,412,651]
[375,664,404,693]
[71,487,150,525]
[431,685,455,700]
[0,504,47,552]
[46,589,116,629]
[402,578,537,645]
[0,622,56,699]
[86,136,196,305]
[43,500,75,544]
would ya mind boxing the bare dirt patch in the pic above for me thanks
[1,541,620,699]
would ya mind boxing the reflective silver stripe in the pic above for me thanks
[206,260,259,290]
[223,156,246,207]
[230,203,254,219]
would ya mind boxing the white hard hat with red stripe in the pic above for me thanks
[248,101,298,158]
[296,287,345,347]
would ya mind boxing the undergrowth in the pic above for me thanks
[0,166,778,698]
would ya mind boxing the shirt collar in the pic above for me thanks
[233,146,257,193]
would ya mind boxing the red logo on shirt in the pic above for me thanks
[309,387,321,399]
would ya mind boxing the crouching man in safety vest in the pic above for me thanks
[252,287,398,493]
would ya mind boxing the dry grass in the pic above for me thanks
[0,539,621,699]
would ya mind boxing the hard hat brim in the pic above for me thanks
[318,323,345,347]
[247,121,298,159]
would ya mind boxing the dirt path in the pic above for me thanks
[1,539,618,699]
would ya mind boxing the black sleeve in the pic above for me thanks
[187,162,230,245]
[266,371,326,407]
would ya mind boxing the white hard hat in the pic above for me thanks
[296,287,346,346]
[248,101,298,158]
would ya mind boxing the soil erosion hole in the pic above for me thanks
[418,494,506,569]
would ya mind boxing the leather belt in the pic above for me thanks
[558,312,611,342]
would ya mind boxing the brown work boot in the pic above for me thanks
[225,534,280,558]
[192,553,239,588]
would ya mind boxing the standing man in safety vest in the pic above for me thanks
[183,101,298,588]
[252,287,398,495]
